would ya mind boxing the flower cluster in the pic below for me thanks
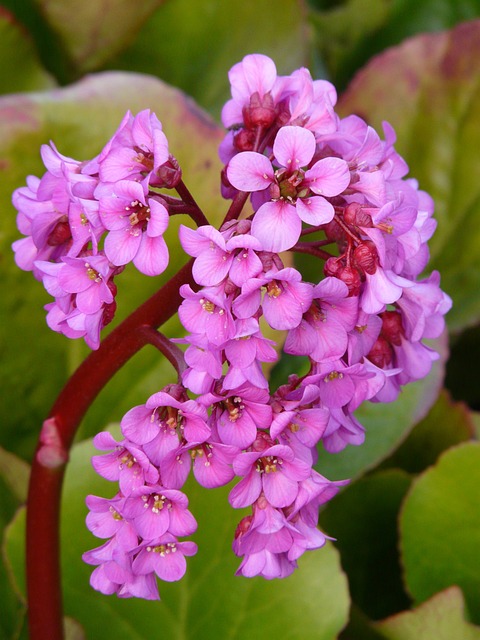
[12,110,179,348]
[13,54,451,600]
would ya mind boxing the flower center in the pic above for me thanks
[275,168,309,201]
[147,542,177,555]
[323,371,343,383]
[224,396,244,421]
[257,455,281,474]
[125,200,151,231]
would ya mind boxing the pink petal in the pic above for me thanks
[295,195,334,226]
[251,201,301,252]
[146,200,169,237]
[273,126,315,170]
[306,157,351,197]
[104,228,141,266]
[134,234,169,276]
[227,152,274,192]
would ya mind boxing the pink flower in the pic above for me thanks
[94,110,170,186]
[229,444,311,509]
[122,486,197,540]
[91,432,159,495]
[233,267,313,331]
[132,535,197,582]
[227,126,350,251]
[97,180,169,276]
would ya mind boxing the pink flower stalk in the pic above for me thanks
[11,53,453,616]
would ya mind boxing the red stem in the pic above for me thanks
[26,260,194,639]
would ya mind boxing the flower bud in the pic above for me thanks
[353,240,378,275]
[233,128,256,152]
[243,91,276,129]
[335,265,362,296]
[380,310,404,346]
[47,216,72,246]
[343,202,372,228]
[367,336,392,368]
[154,156,182,189]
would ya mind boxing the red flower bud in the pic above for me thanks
[367,336,392,368]
[243,91,276,129]
[380,310,404,346]
[47,216,72,246]
[343,202,372,228]
[353,240,378,275]
[233,128,256,152]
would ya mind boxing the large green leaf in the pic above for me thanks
[309,0,480,90]
[379,389,474,474]
[319,469,412,620]
[0,72,226,458]
[106,0,310,118]
[0,7,55,94]
[374,586,480,640]
[400,442,480,624]
[5,431,350,639]
[338,20,480,332]
[33,0,166,74]
[0,448,29,639]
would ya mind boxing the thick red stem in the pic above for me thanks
[26,260,194,639]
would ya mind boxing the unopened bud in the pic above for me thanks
[233,128,256,152]
[243,91,276,129]
[367,336,392,368]
[154,156,182,189]
[324,257,342,277]
[380,310,404,346]
[343,202,372,228]
[47,216,72,246]
[353,240,378,275]
[336,265,362,296]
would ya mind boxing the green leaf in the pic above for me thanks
[0,8,56,94]
[309,0,391,88]
[315,336,447,482]
[5,431,350,639]
[106,0,310,118]
[379,389,474,474]
[374,586,480,640]
[0,72,225,457]
[33,0,166,74]
[338,20,480,332]
[0,449,29,639]
[309,0,480,90]
[319,469,412,620]
[0,446,30,503]
[400,442,480,624]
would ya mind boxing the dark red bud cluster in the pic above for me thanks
[154,156,182,189]
[343,202,372,228]
[243,91,276,129]
[233,128,257,152]
[324,258,362,296]
[367,310,404,368]
[353,240,378,275]
[379,310,404,346]
[367,336,392,368]
[47,216,72,246]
